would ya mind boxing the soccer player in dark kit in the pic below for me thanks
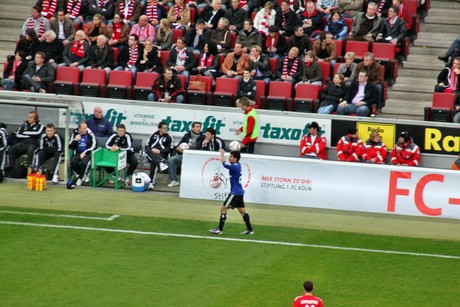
[209,149,254,235]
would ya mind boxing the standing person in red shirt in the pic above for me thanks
[390,131,420,166]
[300,121,327,160]
[293,280,324,307]
[235,97,259,154]
[336,127,364,162]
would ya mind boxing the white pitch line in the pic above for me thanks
[0,210,120,221]
[1,220,459,260]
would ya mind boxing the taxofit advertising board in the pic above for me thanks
[180,151,460,220]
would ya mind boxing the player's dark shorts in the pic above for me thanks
[223,194,245,209]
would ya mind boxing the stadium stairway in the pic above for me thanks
[381,0,460,120]
[0,0,35,76]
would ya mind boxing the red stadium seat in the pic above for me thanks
[105,70,133,99]
[334,39,344,59]
[112,47,120,66]
[172,29,184,43]
[230,32,237,50]
[186,75,213,105]
[160,50,170,68]
[317,61,330,88]
[52,66,80,95]
[210,77,239,107]
[254,80,266,109]
[133,72,158,100]
[262,81,293,111]
[79,69,107,96]
[269,58,277,74]
[372,43,399,80]
[424,93,456,122]
[404,0,421,37]
[345,41,370,61]
[292,83,320,112]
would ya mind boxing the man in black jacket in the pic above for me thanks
[225,0,247,33]
[38,30,64,67]
[336,70,375,116]
[22,51,55,93]
[34,123,64,184]
[145,121,172,190]
[148,67,185,103]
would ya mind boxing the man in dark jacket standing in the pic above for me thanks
[86,107,114,137]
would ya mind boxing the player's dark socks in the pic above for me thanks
[218,213,227,231]
[242,212,253,231]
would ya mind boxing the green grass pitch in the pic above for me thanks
[0,182,459,306]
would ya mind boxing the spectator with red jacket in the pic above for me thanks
[300,121,327,160]
[336,127,364,162]
[391,131,420,166]
[362,131,387,164]
[148,67,184,103]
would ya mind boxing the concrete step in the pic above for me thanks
[383,98,431,117]
[420,22,460,33]
[0,19,26,29]
[408,46,445,56]
[392,79,435,93]
[0,4,33,15]
[398,68,439,78]
[387,90,433,101]
[0,41,18,51]
[430,1,460,9]
[403,59,445,70]
[0,0,36,5]
[424,15,460,25]
[413,38,452,49]
[416,32,458,42]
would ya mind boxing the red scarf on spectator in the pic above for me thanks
[28,17,45,39]
[136,24,152,40]
[67,0,82,19]
[70,40,85,58]
[446,65,458,93]
[41,0,58,19]
[259,11,271,35]
[120,0,135,20]
[240,0,247,7]
[282,57,298,76]
[200,54,214,67]
[112,22,122,40]
[98,0,107,7]
[376,0,385,16]
[265,33,279,48]
[12,60,22,77]
[146,3,159,23]
[128,44,139,67]
[174,5,183,18]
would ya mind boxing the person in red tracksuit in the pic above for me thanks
[336,127,364,162]
[299,121,327,160]
[362,130,387,164]
[391,131,421,166]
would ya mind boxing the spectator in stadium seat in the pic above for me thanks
[391,131,420,166]
[84,14,107,45]
[65,0,88,27]
[130,15,156,45]
[34,123,64,184]
[376,5,406,47]
[293,280,324,307]
[211,17,232,55]
[338,0,364,18]
[39,30,64,68]
[437,37,460,66]
[336,127,364,162]
[145,121,172,190]
[35,0,63,20]
[69,121,97,186]
[195,42,220,80]
[263,25,288,59]
[115,0,142,26]
[199,0,226,30]
[86,107,115,137]
[115,33,144,79]
[317,73,348,114]
[166,37,195,84]
[61,30,90,71]
[87,35,115,77]
[184,19,212,55]
[434,57,460,93]
[275,46,303,84]
[253,1,276,36]
[50,10,75,46]
[300,50,323,86]
[362,130,387,164]
[236,19,262,53]
[275,0,298,37]
[153,18,173,51]
[355,52,384,109]
[453,93,460,123]
[0,123,7,179]
[87,0,115,23]
[248,45,272,84]
[325,11,348,40]
[148,67,185,103]
[336,51,357,85]
[22,6,51,40]
[139,39,162,73]
[392,0,406,20]
[105,13,131,50]
[166,121,203,187]
[288,26,313,56]
[299,121,327,160]
[15,29,40,62]
[6,111,44,173]
[236,67,257,101]
[167,0,191,31]
[312,31,337,69]
[336,70,374,116]
[225,0,246,33]
[22,51,55,93]
[221,42,249,78]
[144,0,167,28]
[2,51,27,91]
[301,1,325,37]
[348,1,382,41]
[316,0,339,19]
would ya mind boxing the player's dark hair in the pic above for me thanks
[303,280,314,292]
[206,127,216,136]
[192,121,202,128]
[46,123,55,129]
[117,123,126,130]
[231,150,241,162]
[158,121,167,129]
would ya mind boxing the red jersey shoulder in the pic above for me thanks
[293,294,324,307]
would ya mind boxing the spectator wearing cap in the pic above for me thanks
[390,131,420,166]
[300,121,327,160]
[184,19,212,56]
[336,127,364,162]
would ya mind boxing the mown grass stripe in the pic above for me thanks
[1,220,459,260]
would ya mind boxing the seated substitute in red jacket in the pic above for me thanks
[336,127,364,162]
[299,121,327,160]
[362,131,387,164]
[390,131,420,166]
